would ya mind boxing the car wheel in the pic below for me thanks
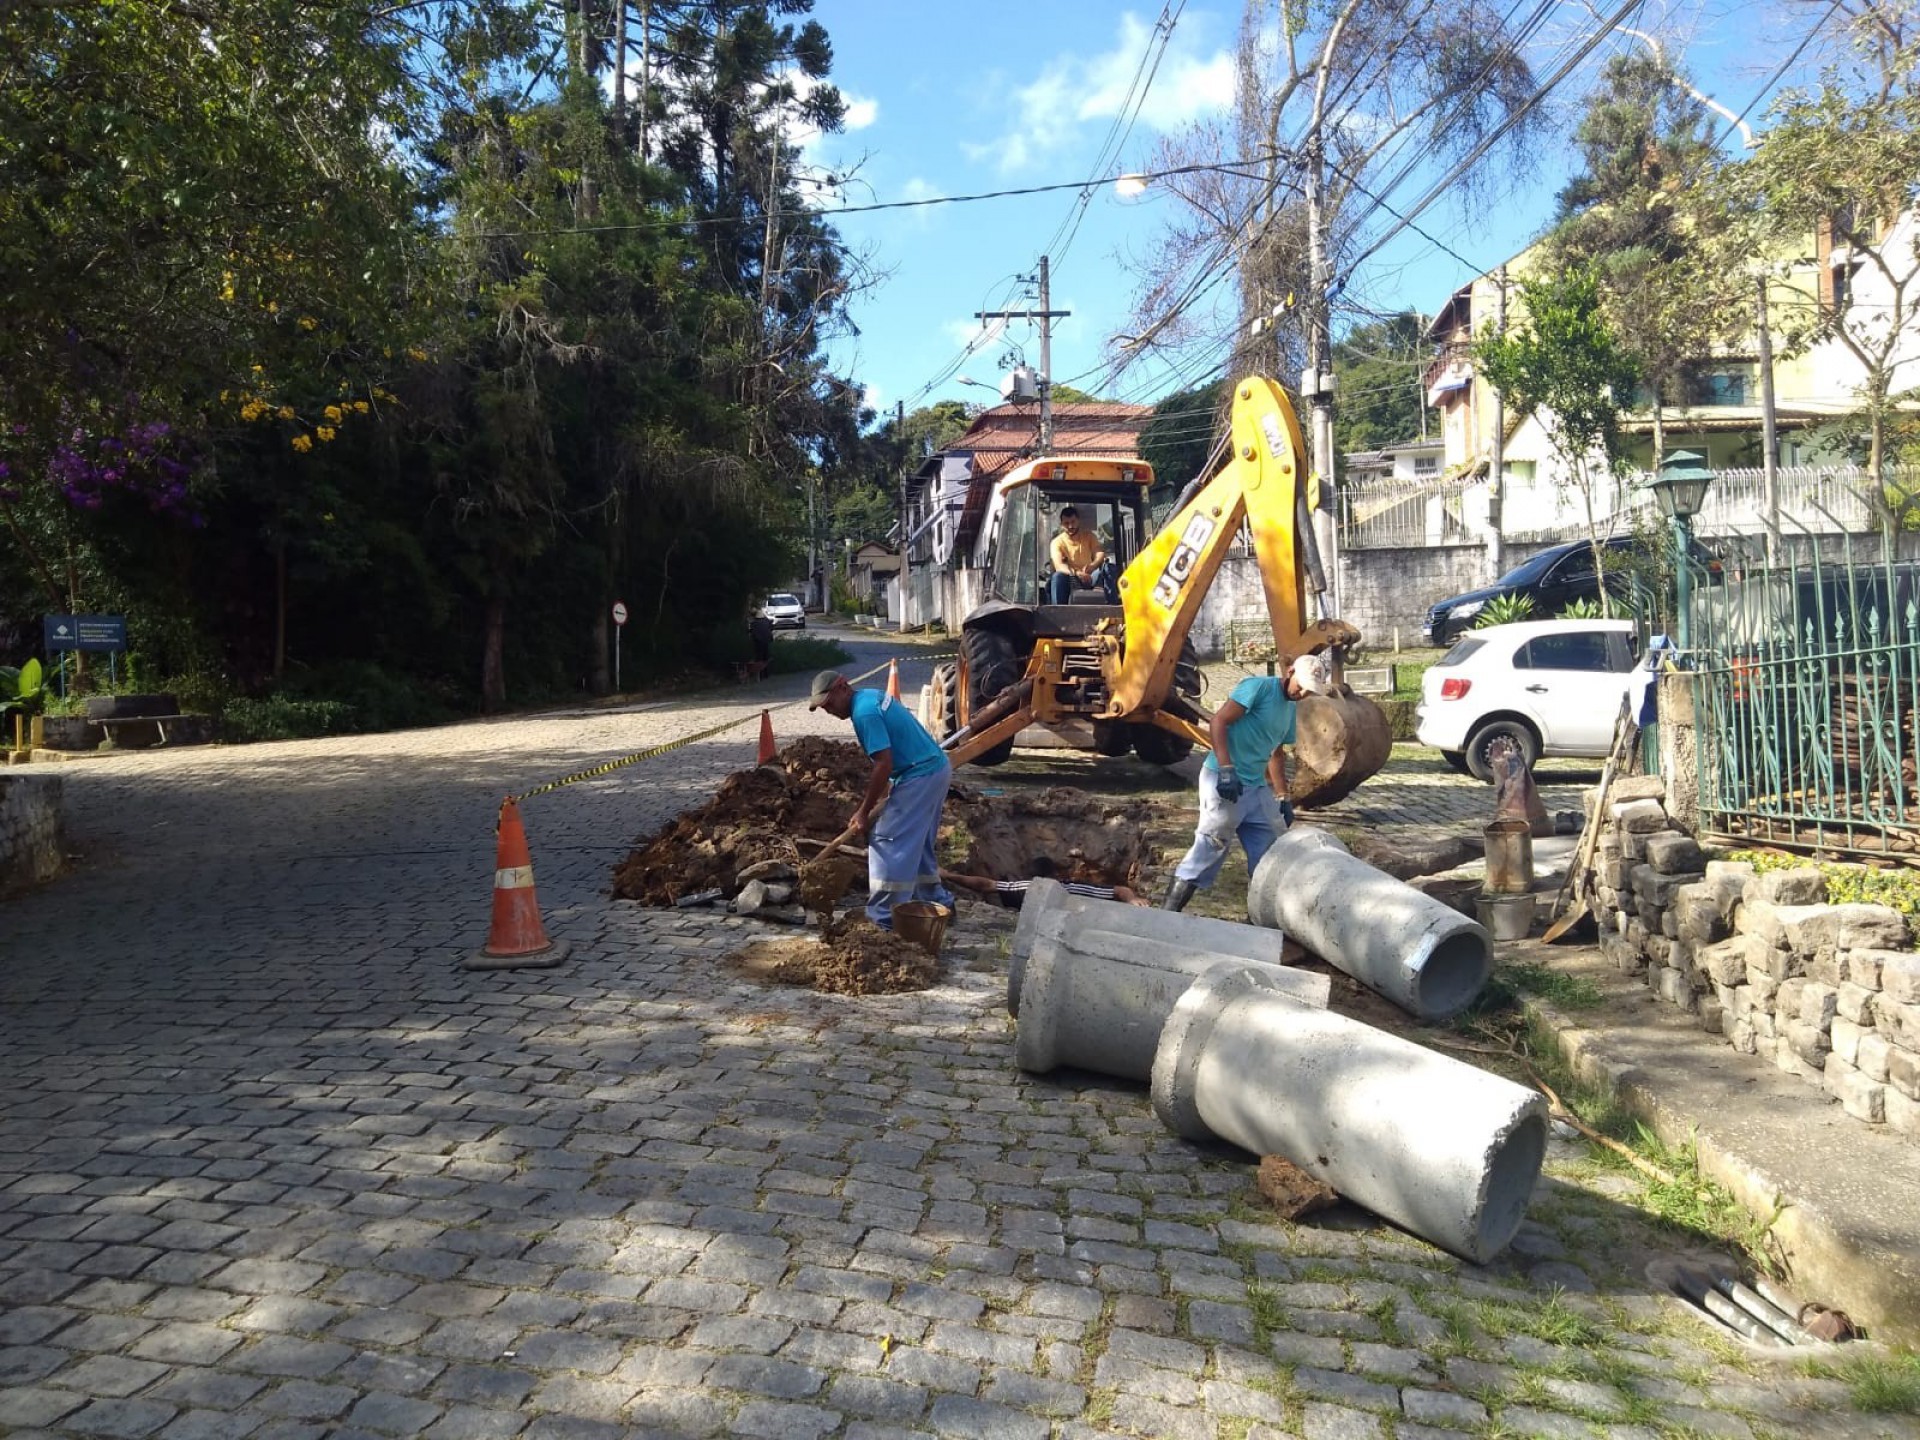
[1440,749,1470,774]
[1464,720,1539,783]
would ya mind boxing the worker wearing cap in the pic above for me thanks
[1162,652,1332,913]
[809,669,955,930]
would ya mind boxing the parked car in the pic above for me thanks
[1421,536,1720,646]
[761,593,806,630]
[1416,619,1639,780]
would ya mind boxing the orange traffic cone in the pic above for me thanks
[757,709,778,764]
[466,799,570,970]
[886,659,902,701]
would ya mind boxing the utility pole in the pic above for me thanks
[1755,273,1782,567]
[897,400,910,634]
[977,255,1070,453]
[1487,266,1508,579]
[1301,138,1339,615]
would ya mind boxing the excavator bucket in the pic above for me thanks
[1291,692,1394,808]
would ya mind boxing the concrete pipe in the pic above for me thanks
[1015,920,1330,1079]
[1151,964,1547,1263]
[1007,877,1288,1016]
[1247,826,1492,1021]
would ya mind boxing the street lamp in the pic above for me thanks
[1646,449,1715,649]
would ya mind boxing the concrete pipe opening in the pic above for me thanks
[1409,929,1496,1024]
[1475,1108,1551,1261]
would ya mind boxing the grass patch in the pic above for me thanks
[1477,959,1606,1013]
[1842,1353,1920,1414]
[1363,1296,1404,1346]
[1247,1283,1287,1345]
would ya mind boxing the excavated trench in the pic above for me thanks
[611,739,1153,994]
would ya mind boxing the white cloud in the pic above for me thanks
[842,94,879,131]
[970,12,1233,175]
[862,384,884,413]
[943,316,1007,350]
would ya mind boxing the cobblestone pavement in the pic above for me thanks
[2,630,1912,1440]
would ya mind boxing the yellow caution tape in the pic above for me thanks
[505,654,955,806]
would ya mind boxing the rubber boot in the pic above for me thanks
[1162,877,1197,913]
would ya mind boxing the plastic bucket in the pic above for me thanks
[892,901,952,958]
[1476,891,1535,941]
[1483,820,1535,895]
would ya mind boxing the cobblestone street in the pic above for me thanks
[2,632,1912,1440]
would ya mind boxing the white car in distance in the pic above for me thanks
[1416,619,1639,780]
[761,593,806,630]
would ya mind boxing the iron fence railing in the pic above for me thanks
[1691,531,1920,860]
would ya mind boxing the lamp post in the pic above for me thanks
[1646,450,1714,650]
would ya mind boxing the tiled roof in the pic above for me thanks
[939,402,1154,552]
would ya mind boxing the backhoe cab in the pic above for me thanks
[931,377,1390,806]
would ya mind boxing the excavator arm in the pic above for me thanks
[1102,376,1356,722]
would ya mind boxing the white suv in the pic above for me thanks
[761,593,806,630]
[1416,619,1639,780]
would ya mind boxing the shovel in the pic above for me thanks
[1542,699,1637,944]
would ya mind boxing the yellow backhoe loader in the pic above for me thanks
[934,376,1392,807]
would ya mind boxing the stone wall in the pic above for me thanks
[0,773,64,894]
[1588,781,1920,1141]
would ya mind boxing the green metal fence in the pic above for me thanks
[1690,534,1920,860]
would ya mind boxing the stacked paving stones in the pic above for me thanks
[1587,780,1920,1141]
[0,772,63,892]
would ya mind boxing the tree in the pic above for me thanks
[1475,266,1642,608]
[1138,379,1231,505]
[1732,20,1920,510]
[1332,312,1431,458]
[1119,0,1543,422]
[1550,50,1748,459]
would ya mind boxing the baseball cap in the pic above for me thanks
[1290,653,1334,696]
[808,670,846,709]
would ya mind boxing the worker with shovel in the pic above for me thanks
[809,670,955,930]
[1163,652,1332,912]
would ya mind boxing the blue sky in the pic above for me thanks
[800,0,1818,423]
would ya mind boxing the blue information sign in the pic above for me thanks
[43,615,127,653]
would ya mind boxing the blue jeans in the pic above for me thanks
[1048,561,1118,604]
[865,764,955,929]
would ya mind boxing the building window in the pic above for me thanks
[1682,362,1756,408]
[1413,455,1438,475]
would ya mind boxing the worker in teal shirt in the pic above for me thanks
[1163,653,1331,912]
[809,669,955,930]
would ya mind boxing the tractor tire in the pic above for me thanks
[928,662,960,742]
[1133,638,1204,765]
[1092,720,1134,757]
[961,626,1022,767]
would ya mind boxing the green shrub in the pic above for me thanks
[220,695,358,743]
[1474,593,1537,628]
[1557,597,1604,620]
[277,661,458,731]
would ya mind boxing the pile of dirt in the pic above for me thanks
[725,918,939,996]
[955,787,1151,886]
[613,737,1156,908]
[612,738,871,904]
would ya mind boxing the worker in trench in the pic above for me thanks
[809,669,956,930]
[1163,652,1333,912]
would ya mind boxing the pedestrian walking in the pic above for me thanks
[809,669,956,930]
[1162,652,1332,912]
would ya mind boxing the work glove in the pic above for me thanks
[1215,765,1244,803]
[1277,798,1296,829]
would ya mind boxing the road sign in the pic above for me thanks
[44,615,127,653]
[611,601,629,627]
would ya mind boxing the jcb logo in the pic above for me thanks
[1151,514,1216,609]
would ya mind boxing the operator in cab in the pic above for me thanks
[1162,653,1333,912]
[1048,506,1119,604]
[809,670,956,931]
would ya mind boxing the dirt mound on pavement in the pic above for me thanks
[956,787,1151,886]
[612,738,870,904]
[612,739,1152,905]
[726,919,939,996]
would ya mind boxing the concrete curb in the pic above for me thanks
[1520,947,1920,1347]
